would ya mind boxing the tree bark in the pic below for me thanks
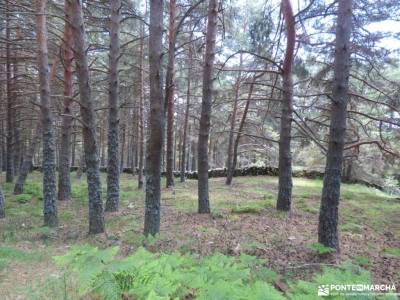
[165,0,177,188]
[225,53,243,185]
[197,0,218,214]
[5,0,14,183]
[144,0,164,236]
[14,126,42,195]
[137,22,145,190]
[318,0,353,251]
[277,0,295,211]
[68,0,105,234]
[0,186,5,218]
[58,0,74,201]
[105,0,121,212]
[180,44,192,182]
[35,0,58,227]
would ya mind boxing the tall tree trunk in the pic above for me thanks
[318,0,352,251]
[165,0,177,188]
[180,42,193,182]
[5,0,14,183]
[197,0,218,214]
[137,23,145,190]
[36,0,58,227]
[276,0,295,211]
[144,0,165,236]
[0,186,5,218]
[105,0,121,212]
[119,124,125,173]
[225,54,243,185]
[71,121,76,166]
[14,126,42,194]
[58,0,74,201]
[226,75,258,184]
[68,0,105,234]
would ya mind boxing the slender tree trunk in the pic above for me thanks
[5,0,14,183]
[121,125,126,172]
[225,54,243,185]
[318,0,352,251]
[69,0,104,234]
[165,0,177,188]
[227,75,257,184]
[36,0,58,227]
[144,0,164,236]
[14,126,42,194]
[58,0,74,201]
[0,186,5,218]
[277,0,295,211]
[137,22,145,189]
[197,0,218,214]
[105,0,121,211]
[180,43,193,182]
[71,121,76,166]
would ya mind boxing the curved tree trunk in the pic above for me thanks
[277,0,295,211]
[318,0,353,251]
[197,0,218,214]
[35,0,58,227]
[144,0,165,236]
[68,0,104,234]
[105,0,121,212]
[58,0,74,201]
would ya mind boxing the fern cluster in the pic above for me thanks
[54,245,284,300]
[54,245,389,300]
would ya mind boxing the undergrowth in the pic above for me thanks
[54,245,285,300]
[49,245,393,300]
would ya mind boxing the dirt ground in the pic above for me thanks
[0,174,399,298]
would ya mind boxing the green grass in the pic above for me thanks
[15,193,33,203]
[307,242,335,255]
[383,247,400,257]
[341,222,364,234]
[0,246,46,271]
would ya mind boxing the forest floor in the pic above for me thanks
[0,172,399,299]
